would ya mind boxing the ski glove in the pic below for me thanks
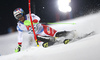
[15,44,22,53]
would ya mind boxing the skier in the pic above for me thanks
[13,8,73,52]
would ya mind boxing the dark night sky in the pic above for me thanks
[0,0,100,35]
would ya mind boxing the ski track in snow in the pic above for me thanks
[0,12,100,60]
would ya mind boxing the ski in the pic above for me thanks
[42,31,95,48]
[42,30,76,48]
[73,31,95,42]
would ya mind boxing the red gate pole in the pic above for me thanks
[28,0,39,47]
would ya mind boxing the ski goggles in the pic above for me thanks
[16,14,23,19]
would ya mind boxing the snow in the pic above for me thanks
[0,11,100,60]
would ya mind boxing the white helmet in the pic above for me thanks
[13,8,25,20]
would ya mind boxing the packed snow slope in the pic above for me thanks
[0,34,100,60]
[0,11,100,60]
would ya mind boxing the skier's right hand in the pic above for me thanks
[15,44,22,53]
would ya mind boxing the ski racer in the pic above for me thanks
[13,8,73,52]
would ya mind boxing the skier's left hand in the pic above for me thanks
[15,44,22,53]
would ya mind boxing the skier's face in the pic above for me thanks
[16,14,25,22]
[18,16,25,22]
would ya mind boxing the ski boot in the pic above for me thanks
[37,36,55,48]
[63,39,71,44]
[55,31,75,44]
[42,42,48,48]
